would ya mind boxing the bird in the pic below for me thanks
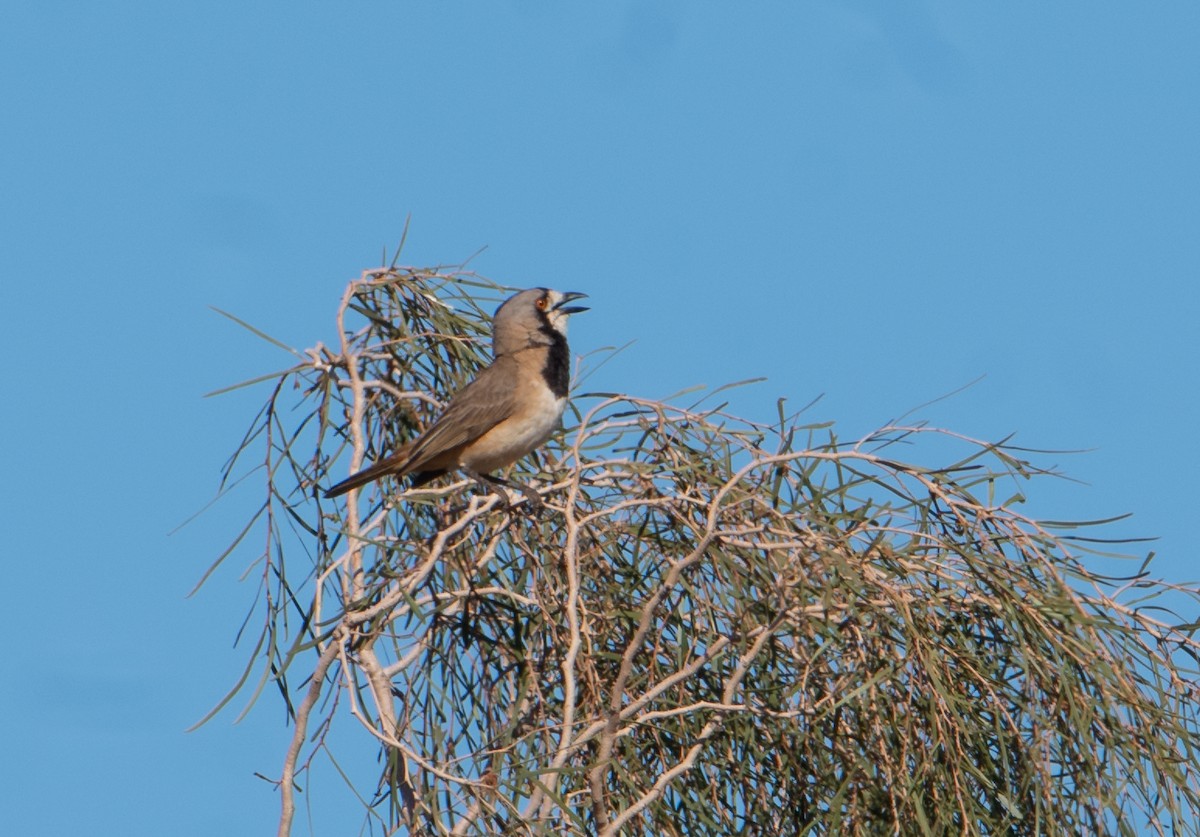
[324,287,589,509]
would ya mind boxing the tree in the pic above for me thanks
[200,265,1200,836]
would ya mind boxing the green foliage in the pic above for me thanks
[204,266,1200,836]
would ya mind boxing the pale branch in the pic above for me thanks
[197,266,1200,837]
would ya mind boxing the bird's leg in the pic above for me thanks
[464,469,511,512]
[506,479,544,514]
[464,469,543,514]
[511,479,544,510]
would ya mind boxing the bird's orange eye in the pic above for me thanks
[536,296,550,311]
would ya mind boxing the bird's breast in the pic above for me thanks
[458,383,566,473]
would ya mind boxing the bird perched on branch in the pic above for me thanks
[325,287,589,509]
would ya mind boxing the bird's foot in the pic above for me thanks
[513,482,544,515]
[465,470,543,516]
[480,478,512,512]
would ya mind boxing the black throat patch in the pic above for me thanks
[538,324,570,398]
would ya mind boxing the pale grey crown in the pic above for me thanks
[491,288,588,356]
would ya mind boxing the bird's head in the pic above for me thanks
[492,288,588,355]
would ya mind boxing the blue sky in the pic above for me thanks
[3,3,1197,834]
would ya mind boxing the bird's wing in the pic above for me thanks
[402,359,518,473]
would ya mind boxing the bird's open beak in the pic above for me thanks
[555,291,589,315]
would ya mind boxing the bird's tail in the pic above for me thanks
[324,447,413,498]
